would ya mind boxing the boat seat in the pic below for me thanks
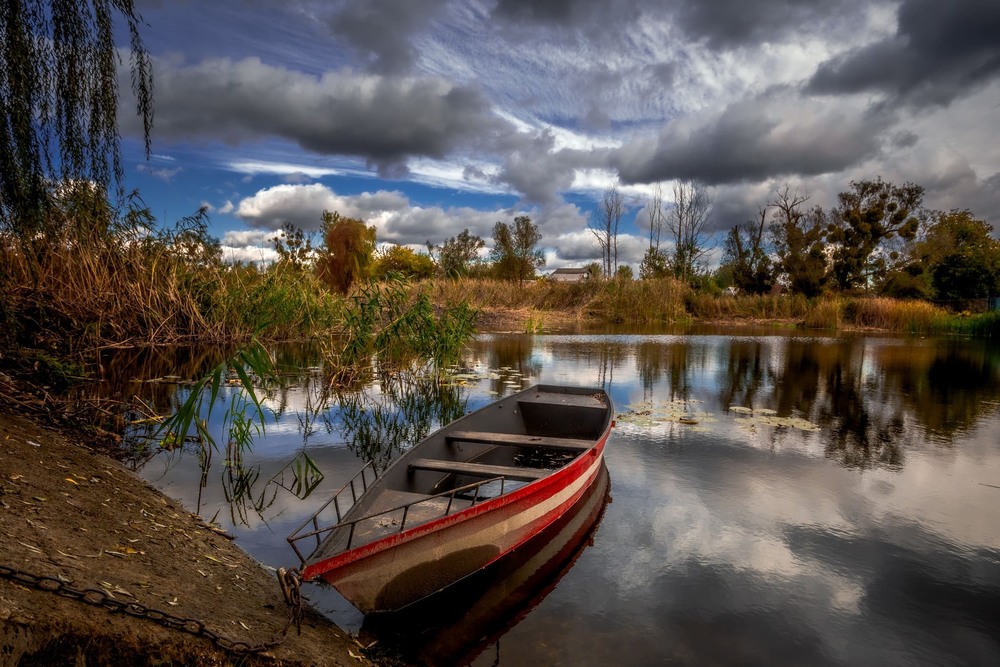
[408,458,549,482]
[446,430,592,452]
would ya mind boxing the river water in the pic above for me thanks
[123,332,1000,666]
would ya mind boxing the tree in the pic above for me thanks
[315,211,376,294]
[584,261,603,279]
[270,222,314,270]
[372,244,435,281]
[589,185,624,277]
[769,187,828,297]
[640,183,669,279]
[1,0,153,236]
[667,180,712,284]
[828,177,924,291]
[429,228,485,278]
[491,215,545,286]
[913,209,1000,301]
[723,206,773,295]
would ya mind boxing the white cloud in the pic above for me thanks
[136,163,182,181]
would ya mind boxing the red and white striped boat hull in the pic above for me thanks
[304,435,608,612]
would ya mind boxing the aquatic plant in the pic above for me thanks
[327,276,478,386]
[158,339,276,451]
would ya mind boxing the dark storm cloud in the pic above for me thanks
[122,56,512,173]
[808,0,1000,107]
[325,0,448,74]
[671,0,869,50]
[489,128,610,206]
[493,0,873,50]
[613,87,894,185]
[491,0,639,26]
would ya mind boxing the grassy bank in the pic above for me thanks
[432,277,1000,337]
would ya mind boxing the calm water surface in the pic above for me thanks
[125,333,1000,666]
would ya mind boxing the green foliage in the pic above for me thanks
[829,177,924,291]
[639,247,669,279]
[328,277,478,385]
[270,222,314,271]
[585,261,603,280]
[915,210,1000,301]
[771,194,829,298]
[952,311,1000,338]
[490,215,545,285]
[315,210,377,294]
[724,208,773,295]
[372,244,435,280]
[616,265,634,281]
[430,228,485,278]
[0,0,152,236]
[158,339,276,451]
[221,264,341,339]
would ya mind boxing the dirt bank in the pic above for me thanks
[0,413,373,666]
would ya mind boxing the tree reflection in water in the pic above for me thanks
[630,335,1000,470]
[333,372,468,472]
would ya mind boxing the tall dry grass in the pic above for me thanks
[844,297,950,332]
[584,278,688,323]
[803,298,844,330]
[686,293,810,321]
[801,297,950,333]
[428,277,690,324]
[0,231,341,351]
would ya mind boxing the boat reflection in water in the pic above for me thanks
[361,463,611,666]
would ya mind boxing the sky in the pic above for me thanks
[116,0,1000,269]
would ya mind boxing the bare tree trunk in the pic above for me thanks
[646,182,664,253]
[667,180,712,283]
[602,185,624,276]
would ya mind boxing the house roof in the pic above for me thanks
[550,267,588,275]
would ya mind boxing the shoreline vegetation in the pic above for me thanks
[2,226,996,356]
[2,205,997,442]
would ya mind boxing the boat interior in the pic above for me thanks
[299,387,610,561]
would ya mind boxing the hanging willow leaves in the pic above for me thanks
[0,0,153,236]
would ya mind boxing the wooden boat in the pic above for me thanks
[287,384,613,613]
[361,463,612,665]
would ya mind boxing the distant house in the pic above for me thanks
[549,267,590,283]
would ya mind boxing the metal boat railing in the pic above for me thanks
[287,461,379,560]
[287,474,508,565]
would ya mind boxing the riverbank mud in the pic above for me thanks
[0,413,372,666]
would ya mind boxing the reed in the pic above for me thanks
[584,278,688,323]
[326,278,479,386]
[686,293,810,321]
[803,298,844,330]
[0,229,344,352]
[427,277,690,324]
[210,265,342,340]
[843,297,950,333]
[950,311,1000,337]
